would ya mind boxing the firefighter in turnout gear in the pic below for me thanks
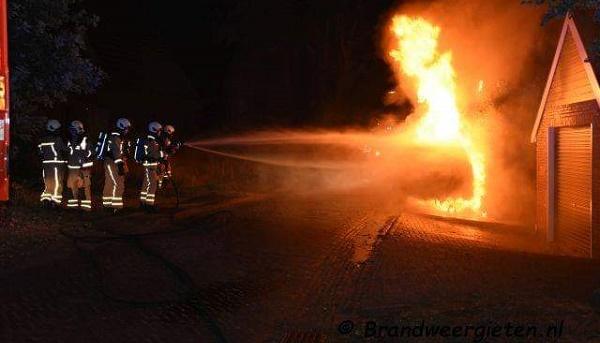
[38,119,67,207]
[102,118,131,212]
[66,121,94,211]
[159,125,181,155]
[157,124,182,189]
[139,121,165,212]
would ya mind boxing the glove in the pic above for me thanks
[117,162,125,176]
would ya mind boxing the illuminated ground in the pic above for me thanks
[1,189,600,342]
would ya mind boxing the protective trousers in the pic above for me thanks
[41,164,65,204]
[67,169,92,211]
[140,166,159,206]
[103,159,124,209]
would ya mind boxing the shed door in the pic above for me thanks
[556,125,592,257]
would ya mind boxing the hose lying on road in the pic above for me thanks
[161,177,180,210]
[59,210,232,343]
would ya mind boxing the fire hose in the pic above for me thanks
[160,174,180,210]
[59,210,232,343]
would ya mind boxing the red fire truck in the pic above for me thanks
[0,0,9,201]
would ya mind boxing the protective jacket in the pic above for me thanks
[159,134,181,156]
[106,132,125,164]
[67,135,94,169]
[143,135,165,166]
[39,134,68,164]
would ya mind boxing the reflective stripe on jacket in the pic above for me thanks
[39,134,67,164]
[142,135,165,167]
[107,132,125,163]
[67,136,94,169]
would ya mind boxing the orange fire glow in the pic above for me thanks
[389,15,487,217]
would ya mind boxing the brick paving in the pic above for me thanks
[1,190,600,342]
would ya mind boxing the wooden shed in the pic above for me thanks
[531,12,600,257]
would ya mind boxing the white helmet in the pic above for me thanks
[69,120,85,134]
[46,119,61,132]
[164,124,175,135]
[148,121,163,134]
[116,118,131,130]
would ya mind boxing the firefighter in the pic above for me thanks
[139,121,165,212]
[66,120,94,211]
[160,125,182,155]
[38,119,67,208]
[102,118,131,213]
[157,124,182,189]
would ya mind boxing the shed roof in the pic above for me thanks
[530,11,600,143]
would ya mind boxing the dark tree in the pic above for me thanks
[214,0,398,130]
[527,0,600,23]
[8,0,104,181]
[8,0,104,115]
[524,0,600,57]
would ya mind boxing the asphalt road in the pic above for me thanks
[1,189,600,342]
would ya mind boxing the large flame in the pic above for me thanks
[389,15,486,216]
